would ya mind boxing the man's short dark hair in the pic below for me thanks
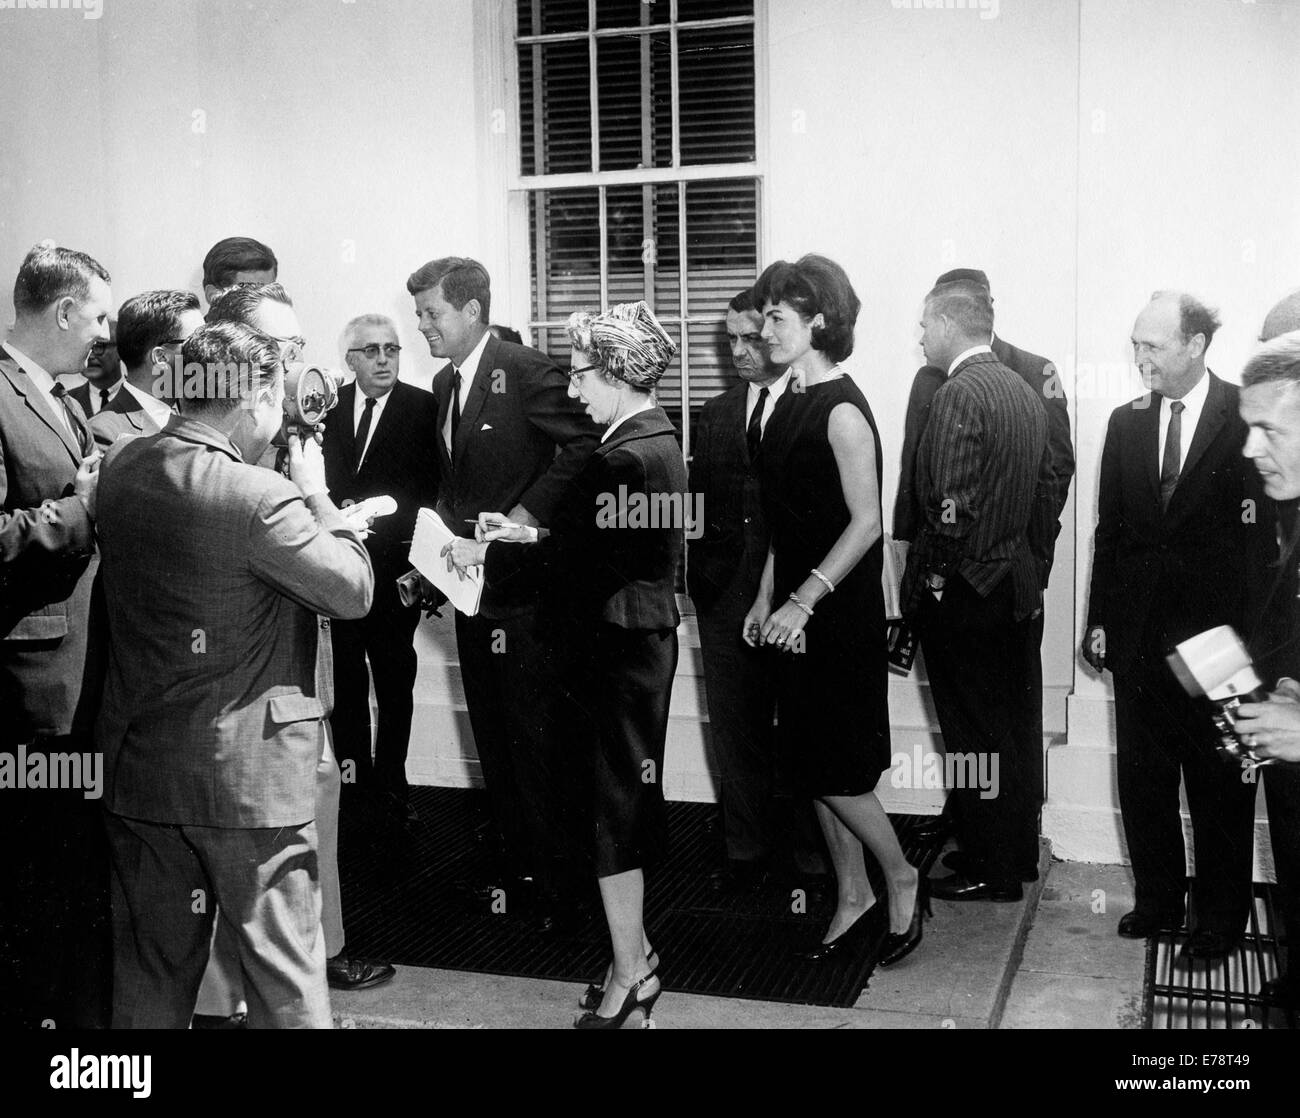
[1152,290,1221,351]
[13,240,110,318]
[406,257,492,321]
[207,282,294,328]
[728,288,758,314]
[751,254,860,363]
[925,280,995,339]
[935,267,990,291]
[117,290,202,372]
[202,237,277,289]
[178,321,283,416]
[1242,331,1300,389]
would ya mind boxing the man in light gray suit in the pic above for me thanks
[95,321,373,1028]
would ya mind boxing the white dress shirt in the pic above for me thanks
[442,330,493,452]
[122,379,174,428]
[1157,370,1211,476]
[352,385,393,466]
[947,344,993,377]
[86,378,124,415]
[4,340,75,440]
[744,368,794,434]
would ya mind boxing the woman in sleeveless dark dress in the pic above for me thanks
[744,255,928,967]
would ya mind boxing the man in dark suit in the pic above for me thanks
[1236,325,1300,1009]
[69,316,121,418]
[894,267,1073,548]
[96,321,374,1027]
[0,240,112,1028]
[895,268,1073,863]
[1083,291,1271,958]
[688,288,795,888]
[902,280,1053,902]
[407,256,601,927]
[89,290,203,448]
[323,314,439,818]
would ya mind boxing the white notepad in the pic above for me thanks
[408,508,484,617]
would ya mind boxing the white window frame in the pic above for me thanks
[502,0,770,457]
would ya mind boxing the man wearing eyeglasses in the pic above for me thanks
[322,314,439,826]
[88,291,202,447]
[69,317,121,418]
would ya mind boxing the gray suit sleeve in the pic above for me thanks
[247,483,374,620]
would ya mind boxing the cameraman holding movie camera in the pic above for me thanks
[95,319,374,1026]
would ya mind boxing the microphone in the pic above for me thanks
[1165,626,1273,766]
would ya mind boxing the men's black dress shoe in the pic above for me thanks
[1181,929,1241,960]
[930,873,1023,902]
[942,850,1039,884]
[327,955,396,991]
[1116,909,1184,939]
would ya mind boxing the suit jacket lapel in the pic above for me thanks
[357,383,399,477]
[1138,392,1161,503]
[334,383,358,475]
[0,351,84,466]
[454,334,497,463]
[432,370,454,478]
[1179,371,1226,484]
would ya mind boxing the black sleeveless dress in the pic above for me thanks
[760,374,891,796]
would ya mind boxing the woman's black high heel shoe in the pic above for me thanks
[578,950,659,1011]
[878,875,931,968]
[573,972,661,1029]
[794,904,877,962]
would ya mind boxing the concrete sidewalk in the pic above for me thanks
[331,844,1148,1030]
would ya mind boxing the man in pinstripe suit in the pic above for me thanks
[901,280,1053,901]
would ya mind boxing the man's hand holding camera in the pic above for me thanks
[286,430,327,500]
[1234,678,1300,764]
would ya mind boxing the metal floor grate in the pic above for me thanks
[339,786,948,1008]
[1144,883,1296,1030]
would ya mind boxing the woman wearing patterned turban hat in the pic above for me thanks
[446,301,685,1028]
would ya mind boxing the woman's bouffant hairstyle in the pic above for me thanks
[566,301,677,391]
[751,254,860,363]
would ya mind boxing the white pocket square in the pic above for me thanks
[480,423,493,431]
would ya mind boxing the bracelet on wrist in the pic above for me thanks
[788,592,814,617]
[810,568,835,593]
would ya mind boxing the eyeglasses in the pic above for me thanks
[347,344,402,360]
[568,364,600,378]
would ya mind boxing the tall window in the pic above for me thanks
[515,0,760,453]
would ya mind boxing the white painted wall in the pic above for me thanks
[0,0,482,383]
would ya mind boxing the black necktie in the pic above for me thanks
[1159,400,1185,511]
[49,383,87,449]
[746,386,769,462]
[354,396,376,471]
[98,387,110,413]
[450,368,462,447]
